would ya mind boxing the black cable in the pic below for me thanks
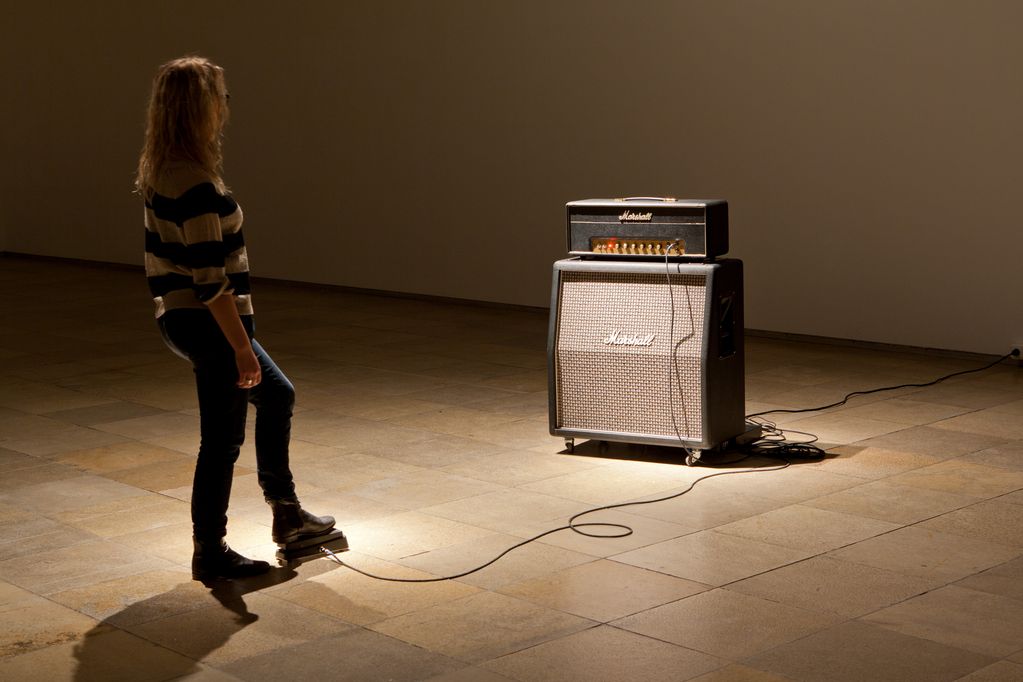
[744,416,827,460]
[746,350,1018,419]
[321,458,790,582]
[664,241,696,454]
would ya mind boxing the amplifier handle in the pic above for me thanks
[614,196,677,202]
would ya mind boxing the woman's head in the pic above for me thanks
[136,56,230,193]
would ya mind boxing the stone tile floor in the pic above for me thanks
[1,255,1022,681]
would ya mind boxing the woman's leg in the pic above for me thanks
[247,339,297,503]
[246,340,336,545]
[159,311,267,580]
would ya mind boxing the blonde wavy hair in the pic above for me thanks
[135,56,229,194]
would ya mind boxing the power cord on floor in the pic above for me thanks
[321,457,790,582]
[738,348,1019,460]
[746,349,1019,419]
[321,344,1018,580]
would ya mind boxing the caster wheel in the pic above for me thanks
[564,438,575,453]
[685,452,701,467]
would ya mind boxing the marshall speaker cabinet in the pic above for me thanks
[548,258,748,462]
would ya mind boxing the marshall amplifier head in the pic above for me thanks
[567,198,728,260]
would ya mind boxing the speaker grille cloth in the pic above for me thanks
[556,271,706,440]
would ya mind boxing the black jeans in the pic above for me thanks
[159,309,297,542]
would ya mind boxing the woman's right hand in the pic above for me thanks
[235,346,262,388]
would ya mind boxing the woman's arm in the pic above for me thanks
[207,293,261,387]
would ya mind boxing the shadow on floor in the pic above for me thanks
[561,438,828,468]
[72,566,297,681]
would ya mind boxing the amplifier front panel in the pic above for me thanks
[554,271,707,441]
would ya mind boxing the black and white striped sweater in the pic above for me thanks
[143,163,252,318]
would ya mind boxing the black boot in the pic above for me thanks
[267,499,335,545]
[191,538,270,581]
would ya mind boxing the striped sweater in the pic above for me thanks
[143,162,252,318]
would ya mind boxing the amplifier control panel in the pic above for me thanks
[591,238,685,256]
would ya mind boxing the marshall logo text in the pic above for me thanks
[602,331,655,346]
[619,210,653,222]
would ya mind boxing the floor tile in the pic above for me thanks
[807,445,942,479]
[612,530,813,586]
[955,556,1023,601]
[0,592,99,658]
[619,483,784,531]
[291,450,429,492]
[54,494,189,538]
[363,434,516,469]
[518,464,704,506]
[954,660,1023,681]
[531,508,698,558]
[439,448,600,486]
[220,627,463,681]
[499,559,708,622]
[0,474,148,514]
[713,504,898,553]
[126,591,353,666]
[0,538,173,595]
[744,619,994,681]
[421,489,589,535]
[42,401,169,427]
[826,526,1021,583]
[917,499,1023,548]
[687,665,792,681]
[908,383,1022,409]
[960,442,1023,471]
[0,462,86,490]
[270,553,480,626]
[931,408,1023,440]
[370,591,593,663]
[728,555,937,617]
[838,398,973,425]
[613,588,842,660]
[56,441,190,473]
[0,627,201,681]
[341,511,496,561]
[103,458,233,493]
[422,666,521,682]
[90,411,200,440]
[1,425,130,457]
[352,468,504,509]
[481,625,723,682]
[770,413,906,444]
[886,460,1023,499]
[0,446,47,472]
[803,479,980,525]
[694,465,863,505]
[47,569,212,626]
[852,425,1008,457]
[862,584,1023,657]
[397,532,595,590]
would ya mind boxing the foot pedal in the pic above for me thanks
[275,529,349,565]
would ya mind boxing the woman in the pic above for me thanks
[137,56,337,581]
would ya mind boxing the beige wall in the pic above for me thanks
[2,1,1020,354]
